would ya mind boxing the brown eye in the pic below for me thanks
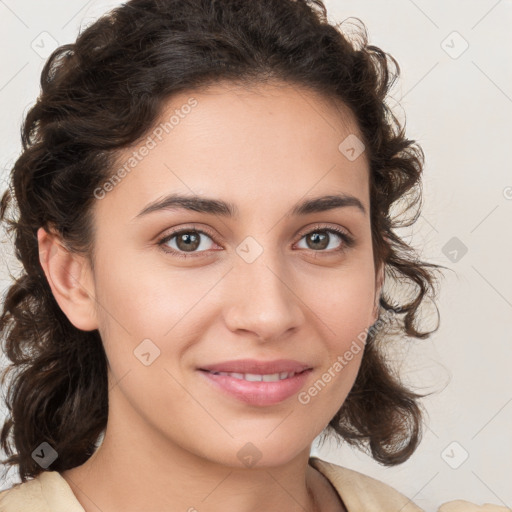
[295,226,354,253]
[175,232,201,252]
[305,231,330,250]
[157,224,354,260]
[158,228,217,258]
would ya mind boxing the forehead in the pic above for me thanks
[97,80,370,221]
[166,79,364,153]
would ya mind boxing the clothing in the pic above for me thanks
[0,456,509,511]
[308,458,510,512]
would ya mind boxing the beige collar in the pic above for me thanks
[308,456,424,512]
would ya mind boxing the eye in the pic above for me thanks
[294,224,354,254]
[158,226,218,259]
[157,223,355,259]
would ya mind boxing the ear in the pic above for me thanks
[37,226,99,331]
[371,261,385,324]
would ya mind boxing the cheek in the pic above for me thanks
[94,237,376,364]
[298,263,376,338]
[95,247,206,334]
[296,262,375,398]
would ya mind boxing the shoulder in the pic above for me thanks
[0,476,47,512]
[437,500,511,511]
[308,457,511,512]
[309,456,424,511]
[0,471,84,512]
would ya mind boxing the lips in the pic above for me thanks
[197,359,314,406]
[198,366,313,406]
[198,358,312,375]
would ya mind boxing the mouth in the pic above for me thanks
[197,367,313,406]
[199,368,309,381]
[198,358,312,375]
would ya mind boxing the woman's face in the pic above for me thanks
[85,81,382,467]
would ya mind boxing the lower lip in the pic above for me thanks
[198,369,313,406]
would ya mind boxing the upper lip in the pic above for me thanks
[198,359,313,374]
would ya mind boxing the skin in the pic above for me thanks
[38,80,384,512]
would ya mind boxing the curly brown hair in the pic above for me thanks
[0,0,445,482]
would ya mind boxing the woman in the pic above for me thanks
[0,0,506,510]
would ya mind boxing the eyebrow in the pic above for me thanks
[133,192,367,220]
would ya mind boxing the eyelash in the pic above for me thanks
[157,223,355,260]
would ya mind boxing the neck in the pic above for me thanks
[61,393,328,512]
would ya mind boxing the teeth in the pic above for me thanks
[212,371,297,381]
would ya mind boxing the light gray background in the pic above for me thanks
[0,1,511,511]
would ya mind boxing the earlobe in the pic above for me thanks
[37,226,99,331]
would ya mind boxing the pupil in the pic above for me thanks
[309,232,328,250]
[178,232,199,251]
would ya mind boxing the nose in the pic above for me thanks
[223,251,305,343]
